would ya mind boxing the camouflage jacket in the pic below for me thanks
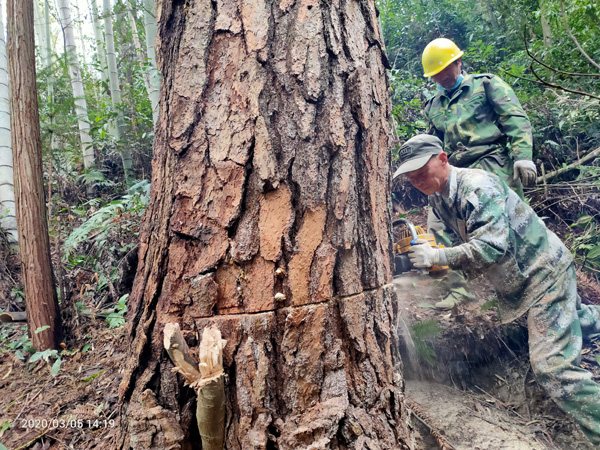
[424,73,533,168]
[430,167,573,323]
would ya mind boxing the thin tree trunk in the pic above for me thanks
[540,0,553,47]
[103,0,133,183]
[43,0,54,98]
[74,4,88,66]
[482,0,499,31]
[142,0,160,125]
[57,0,96,194]
[0,0,17,244]
[128,7,159,126]
[7,0,61,351]
[33,0,47,60]
[88,0,109,85]
[117,0,410,448]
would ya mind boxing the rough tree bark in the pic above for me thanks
[117,0,411,448]
[7,0,61,350]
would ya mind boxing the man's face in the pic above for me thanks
[406,154,448,196]
[431,60,462,89]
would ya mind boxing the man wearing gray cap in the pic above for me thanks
[395,133,600,445]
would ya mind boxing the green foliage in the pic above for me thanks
[82,369,104,383]
[0,325,87,377]
[411,319,441,365]
[569,214,600,270]
[105,294,129,329]
[62,180,149,266]
[481,298,499,311]
[76,168,117,190]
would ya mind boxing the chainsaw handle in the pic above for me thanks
[393,218,419,241]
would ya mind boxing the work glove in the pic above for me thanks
[513,160,537,187]
[408,239,448,269]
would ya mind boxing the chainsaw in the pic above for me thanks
[393,218,448,276]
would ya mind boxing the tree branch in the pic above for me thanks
[560,0,600,71]
[522,30,600,78]
[529,63,600,100]
[537,146,600,183]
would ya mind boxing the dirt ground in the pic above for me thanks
[0,319,126,450]
[393,272,600,450]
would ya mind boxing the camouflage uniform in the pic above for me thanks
[424,72,534,305]
[424,72,533,198]
[430,166,600,445]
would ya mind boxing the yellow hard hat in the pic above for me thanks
[422,38,464,77]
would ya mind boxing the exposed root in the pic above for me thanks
[405,396,457,450]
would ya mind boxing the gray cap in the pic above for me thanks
[393,134,444,178]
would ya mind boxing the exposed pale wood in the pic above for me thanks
[163,324,226,450]
[0,311,27,322]
[163,322,202,384]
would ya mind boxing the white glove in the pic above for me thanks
[408,239,448,268]
[513,160,537,187]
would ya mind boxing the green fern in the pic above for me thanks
[62,180,150,263]
[411,319,440,340]
[411,320,441,366]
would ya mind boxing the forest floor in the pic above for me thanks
[394,272,600,450]
[1,243,600,449]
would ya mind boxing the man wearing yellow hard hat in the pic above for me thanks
[412,38,537,309]
[422,38,537,199]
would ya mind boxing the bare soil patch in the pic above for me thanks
[394,273,600,450]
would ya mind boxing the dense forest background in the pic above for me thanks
[380,0,600,273]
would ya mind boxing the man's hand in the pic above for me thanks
[408,239,447,268]
[514,160,537,187]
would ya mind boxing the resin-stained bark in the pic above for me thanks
[118,0,410,448]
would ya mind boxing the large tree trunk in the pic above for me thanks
[7,0,61,351]
[117,0,411,448]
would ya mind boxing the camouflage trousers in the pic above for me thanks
[528,264,600,445]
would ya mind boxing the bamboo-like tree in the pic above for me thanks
[129,2,160,125]
[33,0,48,59]
[0,0,17,244]
[143,0,160,125]
[57,0,96,193]
[7,0,61,351]
[74,3,88,67]
[103,0,133,183]
[88,0,109,85]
